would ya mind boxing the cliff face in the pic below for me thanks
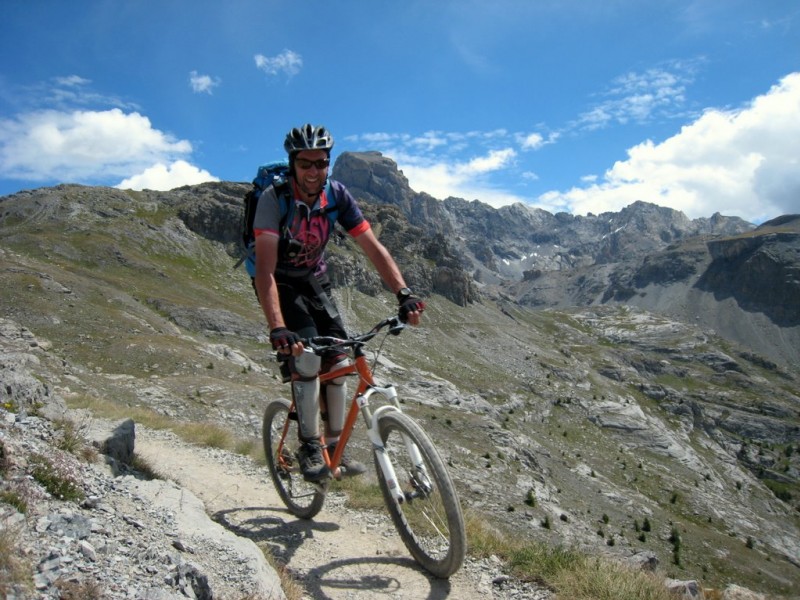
[701,218,800,326]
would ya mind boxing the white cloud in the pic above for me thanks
[540,72,800,222]
[54,75,91,87]
[116,160,218,191]
[518,131,559,150]
[399,147,523,207]
[520,133,544,150]
[575,62,699,130]
[0,108,194,182]
[19,75,139,111]
[255,50,303,77]
[522,171,539,181]
[189,71,221,94]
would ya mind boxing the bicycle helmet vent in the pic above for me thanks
[284,124,334,155]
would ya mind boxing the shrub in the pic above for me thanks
[0,440,9,474]
[54,578,104,600]
[29,454,84,502]
[0,490,28,514]
[0,526,32,596]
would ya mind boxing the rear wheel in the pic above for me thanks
[263,399,326,519]
[374,411,466,578]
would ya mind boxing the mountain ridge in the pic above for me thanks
[332,151,799,369]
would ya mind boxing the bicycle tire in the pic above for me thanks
[374,411,466,578]
[263,399,326,519]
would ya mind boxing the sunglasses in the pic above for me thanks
[294,157,330,170]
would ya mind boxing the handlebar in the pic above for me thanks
[303,315,406,355]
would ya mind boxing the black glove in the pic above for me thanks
[270,327,301,351]
[397,289,425,323]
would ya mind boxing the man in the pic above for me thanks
[253,123,425,481]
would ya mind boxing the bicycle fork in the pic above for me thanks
[359,385,432,505]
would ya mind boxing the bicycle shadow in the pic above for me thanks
[305,556,453,600]
[210,505,453,599]
[212,504,337,565]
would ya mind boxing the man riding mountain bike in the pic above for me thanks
[253,123,425,482]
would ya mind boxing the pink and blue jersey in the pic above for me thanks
[253,179,370,276]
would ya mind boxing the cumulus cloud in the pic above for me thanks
[399,147,523,207]
[189,71,221,94]
[0,108,194,182]
[255,50,303,77]
[540,72,800,222]
[116,160,218,191]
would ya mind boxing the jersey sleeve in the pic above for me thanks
[331,180,371,237]
[252,186,281,238]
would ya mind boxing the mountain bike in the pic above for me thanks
[262,316,466,578]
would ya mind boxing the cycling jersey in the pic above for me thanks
[253,178,371,277]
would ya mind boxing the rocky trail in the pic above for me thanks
[109,415,552,600]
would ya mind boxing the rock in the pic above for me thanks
[665,578,704,599]
[721,583,767,599]
[99,418,136,466]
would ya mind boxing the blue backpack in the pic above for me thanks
[239,161,339,278]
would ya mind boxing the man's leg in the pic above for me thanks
[291,351,329,481]
[278,282,329,482]
[321,353,366,476]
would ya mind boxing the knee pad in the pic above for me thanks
[324,356,351,385]
[292,378,320,440]
[292,351,321,379]
[324,382,347,436]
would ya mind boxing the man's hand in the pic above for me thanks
[398,292,425,326]
[270,327,302,354]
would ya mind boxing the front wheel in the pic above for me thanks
[263,399,326,519]
[374,411,466,578]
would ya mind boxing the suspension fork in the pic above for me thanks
[358,383,428,504]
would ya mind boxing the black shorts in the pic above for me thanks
[277,273,347,368]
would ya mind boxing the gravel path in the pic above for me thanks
[132,424,549,600]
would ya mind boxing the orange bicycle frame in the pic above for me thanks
[276,351,376,477]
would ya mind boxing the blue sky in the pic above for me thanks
[1,1,798,224]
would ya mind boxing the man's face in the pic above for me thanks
[294,150,329,199]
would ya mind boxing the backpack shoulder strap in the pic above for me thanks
[274,178,293,231]
[323,179,339,225]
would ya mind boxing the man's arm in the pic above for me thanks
[254,234,283,328]
[354,229,423,326]
[254,234,304,354]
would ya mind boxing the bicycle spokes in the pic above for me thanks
[374,411,466,578]
[263,400,326,519]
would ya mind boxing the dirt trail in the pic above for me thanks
[134,427,492,600]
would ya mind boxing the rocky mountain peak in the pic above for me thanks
[331,151,798,368]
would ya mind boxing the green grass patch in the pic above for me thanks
[331,475,386,512]
[465,511,673,599]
